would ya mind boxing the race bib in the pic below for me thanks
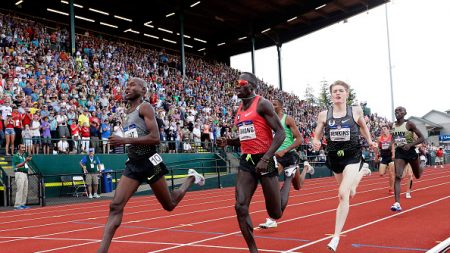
[394,136,407,146]
[381,142,390,150]
[90,164,94,169]
[124,124,138,138]
[149,153,163,166]
[237,121,256,141]
[329,127,350,142]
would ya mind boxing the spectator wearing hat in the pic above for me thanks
[80,148,102,198]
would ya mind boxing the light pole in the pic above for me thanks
[385,3,395,121]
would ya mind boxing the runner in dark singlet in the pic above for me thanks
[97,78,205,253]
[312,81,374,252]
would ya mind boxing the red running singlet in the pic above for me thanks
[234,96,273,154]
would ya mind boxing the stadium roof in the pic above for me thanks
[5,0,387,62]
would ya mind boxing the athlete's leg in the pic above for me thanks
[98,176,140,253]
[260,174,286,217]
[379,163,387,176]
[150,175,195,211]
[388,162,395,193]
[394,158,407,203]
[409,156,423,179]
[235,170,258,253]
[333,163,365,237]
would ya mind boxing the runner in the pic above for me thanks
[216,72,287,253]
[390,106,425,212]
[375,124,395,194]
[97,78,205,253]
[312,81,374,252]
[258,98,314,229]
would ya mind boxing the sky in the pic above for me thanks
[230,0,450,121]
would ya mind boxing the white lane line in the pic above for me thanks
[283,195,450,252]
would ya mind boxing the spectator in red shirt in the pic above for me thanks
[80,122,90,153]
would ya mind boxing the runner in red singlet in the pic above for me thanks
[217,72,286,253]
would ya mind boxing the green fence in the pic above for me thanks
[30,153,227,199]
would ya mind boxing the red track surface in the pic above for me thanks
[0,165,449,253]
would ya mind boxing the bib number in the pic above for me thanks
[149,153,163,166]
[329,127,350,142]
[238,122,256,141]
[381,142,390,150]
[124,124,138,138]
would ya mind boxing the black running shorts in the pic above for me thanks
[326,149,362,174]
[277,151,299,168]
[239,153,278,178]
[395,147,418,162]
[123,153,169,184]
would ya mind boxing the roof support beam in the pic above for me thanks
[69,0,76,55]
[277,42,283,91]
[179,12,186,78]
[251,35,255,74]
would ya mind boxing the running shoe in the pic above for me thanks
[327,236,339,252]
[284,166,297,177]
[14,206,25,210]
[188,169,205,186]
[361,163,371,176]
[88,194,93,199]
[259,218,277,229]
[20,205,31,209]
[405,192,412,199]
[304,161,315,175]
[390,202,402,212]
[94,193,101,198]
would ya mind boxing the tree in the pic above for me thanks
[318,80,330,108]
[304,84,316,105]
[347,87,357,106]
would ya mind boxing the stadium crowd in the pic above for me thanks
[0,12,410,159]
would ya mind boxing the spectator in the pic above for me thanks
[22,124,33,154]
[57,136,70,154]
[435,147,445,168]
[13,144,32,210]
[80,148,102,198]
[4,114,15,156]
[100,119,111,154]
[41,116,52,155]
[80,122,90,153]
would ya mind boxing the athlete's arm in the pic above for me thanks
[354,106,375,147]
[257,98,285,160]
[405,121,424,149]
[312,110,326,151]
[217,137,240,147]
[277,116,303,156]
[109,103,160,146]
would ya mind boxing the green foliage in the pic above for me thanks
[318,80,330,107]
[304,84,317,105]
